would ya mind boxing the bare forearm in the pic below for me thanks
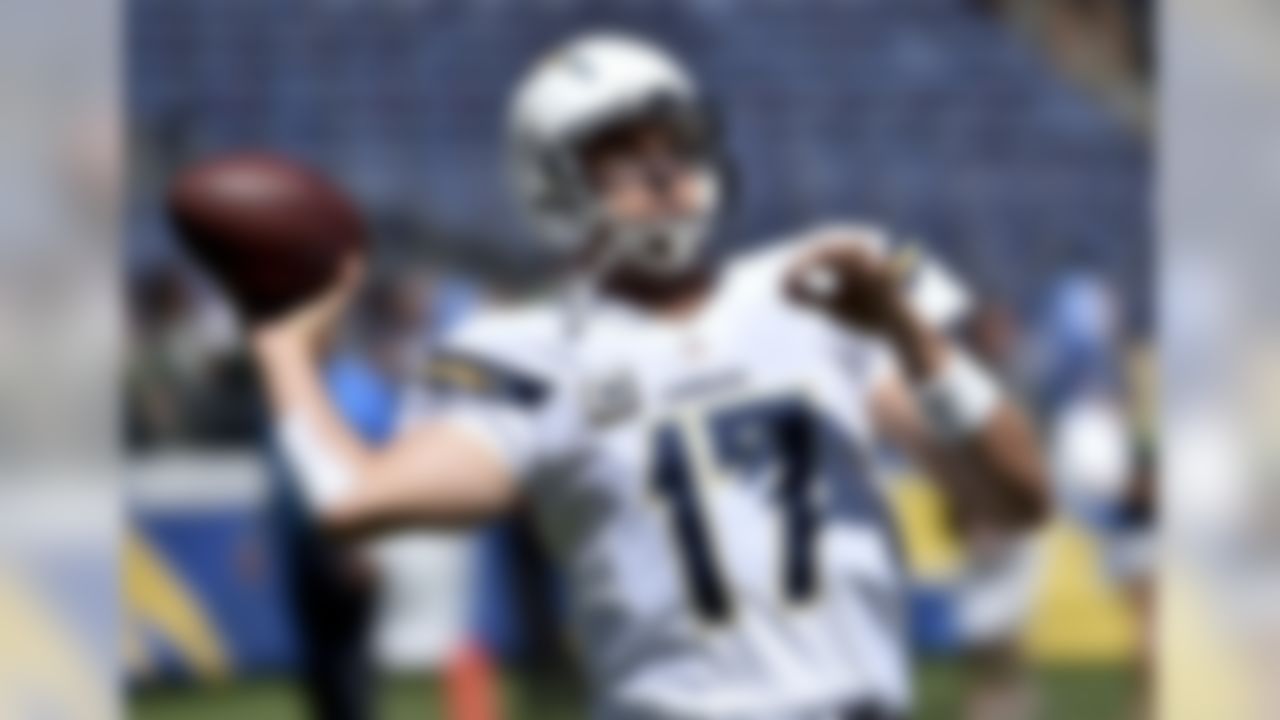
[253,335,374,477]
[882,304,947,381]
[952,403,1050,527]
[881,313,1049,527]
[322,423,518,539]
[785,232,1048,527]
[240,258,517,537]
[253,339,518,536]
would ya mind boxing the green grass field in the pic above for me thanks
[132,662,1136,720]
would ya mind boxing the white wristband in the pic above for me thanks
[278,413,355,511]
[917,351,1001,440]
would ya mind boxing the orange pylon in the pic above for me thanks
[443,640,503,720]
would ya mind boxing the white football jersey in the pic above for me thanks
[426,229,968,720]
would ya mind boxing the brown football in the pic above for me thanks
[168,153,366,321]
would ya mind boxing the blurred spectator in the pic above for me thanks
[1035,269,1154,717]
[270,269,439,720]
[953,300,1047,720]
[1031,269,1126,420]
[125,265,248,448]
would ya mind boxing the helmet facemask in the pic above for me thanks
[592,169,719,278]
[569,102,722,279]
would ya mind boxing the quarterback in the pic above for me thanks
[253,33,1047,720]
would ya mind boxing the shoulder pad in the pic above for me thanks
[425,303,561,408]
[425,350,550,408]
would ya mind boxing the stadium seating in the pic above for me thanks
[127,0,1149,328]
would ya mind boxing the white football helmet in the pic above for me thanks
[508,32,722,276]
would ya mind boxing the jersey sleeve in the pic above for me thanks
[422,311,579,483]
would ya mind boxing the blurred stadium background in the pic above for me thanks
[124,0,1152,718]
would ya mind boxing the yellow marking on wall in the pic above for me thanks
[1024,521,1136,661]
[125,532,230,680]
[890,475,1138,661]
[0,567,111,720]
[1161,565,1253,720]
[890,475,962,580]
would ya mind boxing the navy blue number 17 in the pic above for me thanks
[650,397,826,623]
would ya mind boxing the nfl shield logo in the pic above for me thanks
[583,371,640,427]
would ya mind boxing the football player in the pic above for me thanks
[252,33,1047,720]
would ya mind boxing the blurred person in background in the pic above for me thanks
[126,267,200,447]
[250,32,1047,720]
[126,265,243,448]
[950,300,1047,720]
[270,269,440,720]
[1033,268,1154,719]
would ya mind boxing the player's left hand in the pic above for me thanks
[784,232,913,334]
